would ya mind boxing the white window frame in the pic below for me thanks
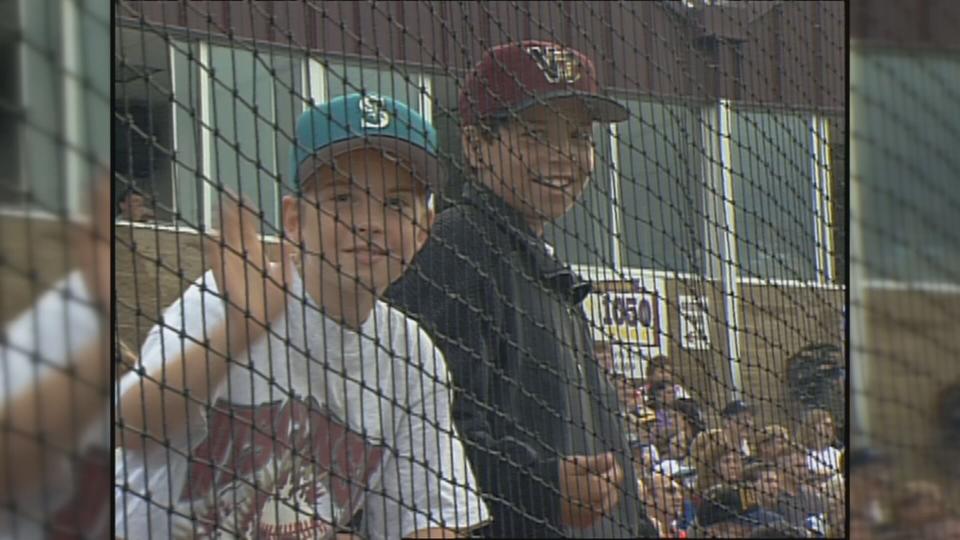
[121,49,436,241]
[62,0,83,218]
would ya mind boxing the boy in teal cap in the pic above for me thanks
[116,94,489,539]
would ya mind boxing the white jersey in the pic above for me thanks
[115,267,489,539]
[0,271,110,539]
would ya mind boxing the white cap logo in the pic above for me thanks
[524,46,582,84]
[359,95,391,129]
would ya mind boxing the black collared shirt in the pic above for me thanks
[386,180,645,538]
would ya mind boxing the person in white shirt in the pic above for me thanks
[798,408,842,480]
[0,173,111,539]
[115,95,489,539]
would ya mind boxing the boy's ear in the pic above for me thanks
[461,126,480,168]
[415,204,436,249]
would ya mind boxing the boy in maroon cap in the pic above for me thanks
[387,41,649,537]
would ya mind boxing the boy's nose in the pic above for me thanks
[351,206,386,235]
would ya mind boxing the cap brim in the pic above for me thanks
[299,136,442,192]
[491,91,629,123]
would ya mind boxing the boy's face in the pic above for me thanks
[724,411,753,440]
[284,147,433,297]
[465,98,596,232]
[717,451,743,483]
[753,469,781,507]
[759,430,790,459]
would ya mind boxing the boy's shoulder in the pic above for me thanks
[374,300,447,376]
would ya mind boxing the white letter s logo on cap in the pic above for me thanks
[359,95,391,129]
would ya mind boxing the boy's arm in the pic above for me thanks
[117,194,287,450]
[0,331,107,502]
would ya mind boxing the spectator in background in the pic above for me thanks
[757,424,794,462]
[690,429,739,495]
[116,185,154,222]
[820,473,845,538]
[644,355,673,389]
[773,451,827,535]
[721,400,755,457]
[693,485,785,538]
[797,409,842,481]
[749,523,811,538]
[631,442,660,482]
[890,480,952,538]
[673,398,706,442]
[643,472,686,537]
[743,461,782,512]
[849,448,892,533]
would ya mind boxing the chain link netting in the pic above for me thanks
[0,0,110,538]
[850,0,960,538]
[113,1,846,538]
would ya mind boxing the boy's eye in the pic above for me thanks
[332,193,353,204]
[385,196,412,209]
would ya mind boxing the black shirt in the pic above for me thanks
[386,181,646,538]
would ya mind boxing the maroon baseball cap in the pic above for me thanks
[459,40,628,126]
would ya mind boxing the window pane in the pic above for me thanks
[209,46,279,230]
[114,27,174,222]
[544,124,616,267]
[273,52,302,199]
[854,51,960,283]
[618,100,704,273]
[20,0,63,212]
[326,62,424,113]
[171,41,200,226]
[729,110,815,281]
[79,0,109,176]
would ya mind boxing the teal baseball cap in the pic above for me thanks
[290,93,441,192]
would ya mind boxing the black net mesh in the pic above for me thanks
[0,0,110,537]
[849,1,960,538]
[114,1,846,538]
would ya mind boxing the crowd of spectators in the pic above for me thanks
[603,349,849,538]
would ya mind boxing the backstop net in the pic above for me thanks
[850,0,960,536]
[0,0,110,537]
[114,1,845,538]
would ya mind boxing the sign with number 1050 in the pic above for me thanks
[583,288,663,347]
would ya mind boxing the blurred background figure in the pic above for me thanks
[852,0,960,537]
[0,0,109,537]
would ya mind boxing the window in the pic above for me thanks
[114,28,175,222]
[325,62,427,115]
[16,0,63,213]
[728,109,817,281]
[616,100,704,274]
[115,34,439,232]
[208,45,302,233]
[853,50,960,284]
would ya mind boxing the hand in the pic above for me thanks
[204,192,287,351]
[559,452,624,528]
